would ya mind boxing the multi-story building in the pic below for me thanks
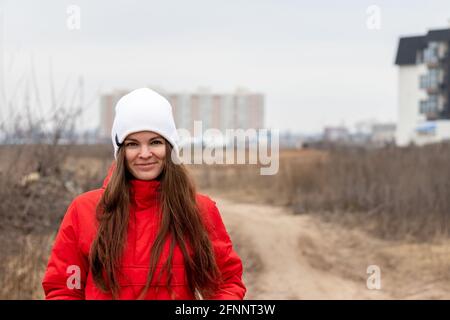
[99,89,129,140]
[99,87,265,142]
[395,27,450,146]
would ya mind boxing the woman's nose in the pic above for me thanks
[139,145,153,158]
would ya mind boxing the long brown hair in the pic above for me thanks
[89,141,222,299]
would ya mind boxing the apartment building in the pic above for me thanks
[99,87,265,141]
[395,27,450,146]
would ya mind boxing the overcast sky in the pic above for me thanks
[1,0,450,134]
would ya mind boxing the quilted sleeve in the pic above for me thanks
[41,200,88,299]
[202,197,247,300]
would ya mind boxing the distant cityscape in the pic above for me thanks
[95,86,398,149]
[99,87,264,142]
[3,24,450,149]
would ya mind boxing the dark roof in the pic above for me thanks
[395,28,450,66]
[395,36,425,65]
[427,28,450,41]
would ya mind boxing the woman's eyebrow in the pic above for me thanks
[124,137,162,142]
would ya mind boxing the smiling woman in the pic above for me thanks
[124,131,167,181]
[41,88,246,300]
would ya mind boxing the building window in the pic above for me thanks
[423,42,440,64]
[419,69,441,90]
[429,69,439,84]
[419,95,439,115]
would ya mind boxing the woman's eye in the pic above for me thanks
[125,142,138,147]
[151,140,163,145]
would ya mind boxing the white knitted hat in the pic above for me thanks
[111,88,179,160]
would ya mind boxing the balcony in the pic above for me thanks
[419,95,441,119]
[419,70,443,94]
[423,45,441,67]
[424,56,439,67]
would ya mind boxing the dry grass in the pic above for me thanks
[1,142,450,299]
[297,215,450,298]
[0,144,112,299]
[0,234,54,300]
[191,144,450,241]
[190,144,450,298]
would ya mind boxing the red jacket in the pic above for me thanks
[42,164,246,300]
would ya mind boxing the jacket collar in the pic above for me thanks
[102,161,161,208]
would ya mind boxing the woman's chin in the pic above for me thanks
[132,170,159,181]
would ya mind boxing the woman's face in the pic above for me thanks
[124,131,166,180]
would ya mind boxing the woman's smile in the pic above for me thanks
[135,162,158,170]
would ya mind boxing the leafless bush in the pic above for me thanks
[192,144,450,241]
[0,145,79,298]
[0,234,54,300]
[313,144,450,240]
[0,64,95,298]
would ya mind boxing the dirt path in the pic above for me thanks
[210,195,393,300]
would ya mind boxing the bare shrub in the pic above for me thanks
[192,144,450,241]
[315,144,450,240]
[0,67,99,298]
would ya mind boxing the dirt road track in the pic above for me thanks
[212,195,391,300]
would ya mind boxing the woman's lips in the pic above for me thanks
[135,162,157,170]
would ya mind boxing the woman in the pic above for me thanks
[42,88,246,300]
